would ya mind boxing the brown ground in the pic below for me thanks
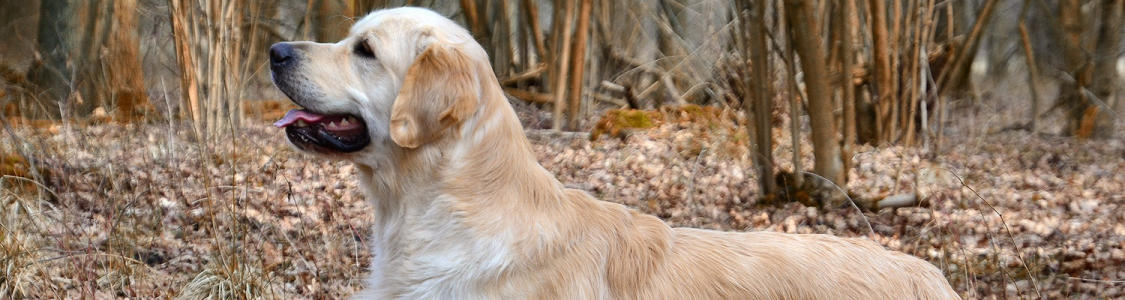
[1,102,1123,299]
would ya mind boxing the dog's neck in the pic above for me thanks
[355,83,576,266]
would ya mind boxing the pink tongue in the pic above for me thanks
[274,109,325,128]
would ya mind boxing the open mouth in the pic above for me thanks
[274,109,371,153]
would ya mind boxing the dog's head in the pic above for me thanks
[270,7,488,165]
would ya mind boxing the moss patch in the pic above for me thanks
[590,109,664,141]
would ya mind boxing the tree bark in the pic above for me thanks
[1018,0,1042,133]
[316,0,351,42]
[565,0,592,131]
[26,0,74,118]
[777,0,801,191]
[840,0,858,181]
[459,0,491,48]
[867,0,893,142]
[747,0,777,197]
[107,0,148,120]
[1058,0,1096,138]
[1086,0,1123,137]
[937,0,998,96]
[786,0,845,186]
[551,0,576,130]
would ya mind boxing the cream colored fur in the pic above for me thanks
[277,7,961,300]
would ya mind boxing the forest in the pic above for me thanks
[1,0,1123,298]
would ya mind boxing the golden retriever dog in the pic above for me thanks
[269,7,960,299]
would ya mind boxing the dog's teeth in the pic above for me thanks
[340,119,350,126]
[328,121,337,128]
[296,120,308,127]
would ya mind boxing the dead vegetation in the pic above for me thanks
[1,0,1123,298]
[10,92,1123,298]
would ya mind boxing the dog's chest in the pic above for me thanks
[366,202,517,298]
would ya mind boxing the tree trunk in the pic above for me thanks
[316,0,351,42]
[840,0,859,181]
[565,0,592,131]
[747,0,777,197]
[786,0,845,186]
[1018,0,1042,133]
[1058,0,1096,138]
[867,0,893,142]
[26,0,74,118]
[68,1,115,117]
[936,0,998,96]
[348,0,388,18]
[1085,0,1123,138]
[459,0,491,48]
[777,0,802,191]
[550,0,576,130]
[107,0,148,121]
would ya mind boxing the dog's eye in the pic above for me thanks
[354,40,375,59]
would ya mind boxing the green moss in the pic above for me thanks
[616,110,658,128]
[590,109,663,141]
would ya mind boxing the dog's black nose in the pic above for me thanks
[270,43,295,67]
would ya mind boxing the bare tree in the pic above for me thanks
[550,0,576,130]
[1087,0,1123,137]
[25,0,141,119]
[106,0,148,120]
[170,0,264,139]
[565,0,593,131]
[839,0,859,179]
[866,0,892,142]
[786,0,845,186]
[316,0,353,42]
[1057,0,1121,138]
[733,0,778,198]
[1018,0,1043,133]
[26,0,74,117]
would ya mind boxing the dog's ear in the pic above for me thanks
[389,42,480,148]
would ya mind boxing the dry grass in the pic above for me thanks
[3,1,1122,298]
[177,256,275,300]
[0,100,1122,298]
[1,176,54,298]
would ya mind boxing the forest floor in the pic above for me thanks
[1,99,1123,299]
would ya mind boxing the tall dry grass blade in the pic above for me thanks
[169,0,261,142]
[177,258,275,300]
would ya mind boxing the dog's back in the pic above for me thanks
[589,199,960,299]
[656,229,958,299]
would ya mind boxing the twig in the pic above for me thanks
[520,0,548,61]
[680,82,709,102]
[684,148,708,204]
[940,167,1042,298]
[1,175,61,201]
[661,74,686,105]
[524,129,589,139]
[609,49,693,84]
[877,193,919,209]
[1065,277,1125,284]
[1079,87,1120,120]
[500,63,547,86]
[600,80,626,93]
[504,88,553,103]
[800,171,875,238]
[587,92,627,107]
[0,114,45,187]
